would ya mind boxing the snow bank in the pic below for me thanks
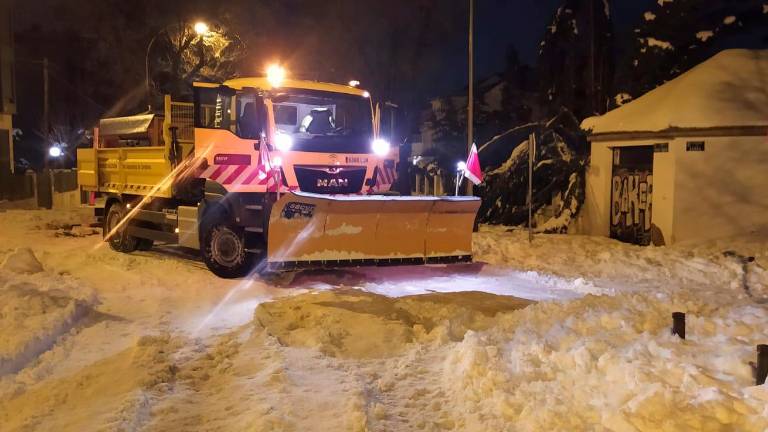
[1,332,183,431]
[1,248,44,274]
[0,279,92,376]
[438,292,768,431]
[472,226,763,294]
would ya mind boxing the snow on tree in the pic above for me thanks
[477,109,587,232]
[615,0,768,102]
[150,23,246,104]
[467,0,608,231]
[537,0,614,120]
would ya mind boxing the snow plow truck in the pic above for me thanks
[77,72,480,277]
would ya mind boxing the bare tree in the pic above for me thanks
[150,22,246,102]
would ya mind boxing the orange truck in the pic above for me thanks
[77,71,480,277]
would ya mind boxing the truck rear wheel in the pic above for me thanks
[104,202,138,253]
[200,213,257,278]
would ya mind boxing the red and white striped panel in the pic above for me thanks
[199,164,301,193]
[377,164,396,186]
[200,164,271,186]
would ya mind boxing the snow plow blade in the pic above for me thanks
[266,192,481,270]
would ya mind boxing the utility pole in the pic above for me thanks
[589,0,596,115]
[465,0,474,196]
[527,132,535,243]
[42,57,49,142]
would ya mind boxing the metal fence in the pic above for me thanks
[52,169,78,193]
[0,169,78,208]
[166,97,195,143]
[0,171,35,201]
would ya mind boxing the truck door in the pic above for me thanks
[194,85,269,192]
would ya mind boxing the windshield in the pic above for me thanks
[271,90,372,154]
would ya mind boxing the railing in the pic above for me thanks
[411,171,454,196]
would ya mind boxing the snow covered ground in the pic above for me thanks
[0,209,766,431]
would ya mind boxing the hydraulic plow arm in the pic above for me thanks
[266,192,481,270]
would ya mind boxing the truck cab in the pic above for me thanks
[193,78,390,195]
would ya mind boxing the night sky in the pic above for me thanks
[464,0,654,92]
[14,0,656,97]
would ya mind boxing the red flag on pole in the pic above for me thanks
[463,143,483,185]
[256,138,281,192]
[256,138,272,180]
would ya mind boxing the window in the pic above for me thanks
[269,90,372,153]
[194,87,234,131]
[236,94,265,139]
[274,104,298,126]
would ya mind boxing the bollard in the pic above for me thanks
[672,312,686,339]
[757,344,768,386]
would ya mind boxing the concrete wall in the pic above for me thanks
[579,141,612,236]
[0,112,12,173]
[582,133,768,244]
[651,145,675,244]
[671,135,768,243]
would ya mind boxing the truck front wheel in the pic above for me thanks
[200,218,256,278]
[104,202,138,253]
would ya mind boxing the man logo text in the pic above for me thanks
[317,178,349,188]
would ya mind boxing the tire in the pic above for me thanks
[104,202,138,253]
[136,238,154,251]
[200,209,256,278]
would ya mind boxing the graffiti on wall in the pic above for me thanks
[610,169,653,245]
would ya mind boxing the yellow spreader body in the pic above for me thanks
[267,192,481,270]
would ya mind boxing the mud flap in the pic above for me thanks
[266,192,480,270]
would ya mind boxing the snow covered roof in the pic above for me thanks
[582,49,768,136]
[99,114,156,136]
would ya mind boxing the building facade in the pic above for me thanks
[0,2,15,177]
[579,50,768,245]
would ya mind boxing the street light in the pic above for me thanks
[145,21,209,111]
[48,146,63,158]
[194,22,210,36]
[455,161,467,196]
[266,64,286,87]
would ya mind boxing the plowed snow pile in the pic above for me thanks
[254,289,532,358]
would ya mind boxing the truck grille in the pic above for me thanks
[293,165,366,194]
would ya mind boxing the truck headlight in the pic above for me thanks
[275,131,293,151]
[371,138,390,157]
